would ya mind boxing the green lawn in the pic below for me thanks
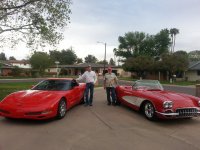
[0,82,37,101]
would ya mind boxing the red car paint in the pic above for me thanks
[116,80,200,119]
[0,78,86,120]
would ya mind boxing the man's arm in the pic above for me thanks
[93,72,97,84]
[76,72,85,82]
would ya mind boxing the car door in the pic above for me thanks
[122,87,145,110]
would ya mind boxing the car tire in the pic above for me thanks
[56,99,67,119]
[143,101,156,121]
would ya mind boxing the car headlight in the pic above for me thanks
[163,101,173,109]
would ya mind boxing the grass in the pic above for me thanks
[0,82,37,101]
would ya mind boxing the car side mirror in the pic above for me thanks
[71,80,79,88]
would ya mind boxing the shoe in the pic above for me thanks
[89,104,93,106]
[112,102,116,106]
[107,102,111,105]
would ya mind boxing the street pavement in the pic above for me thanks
[0,88,200,150]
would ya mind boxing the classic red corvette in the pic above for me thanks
[0,78,86,120]
[116,80,200,120]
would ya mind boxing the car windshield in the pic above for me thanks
[32,80,72,91]
[133,80,164,91]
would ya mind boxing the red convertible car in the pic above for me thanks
[116,80,200,120]
[0,78,86,120]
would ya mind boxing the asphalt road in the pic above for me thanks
[0,88,200,150]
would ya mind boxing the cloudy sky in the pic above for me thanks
[3,0,200,61]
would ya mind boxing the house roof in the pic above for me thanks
[6,60,30,64]
[0,61,14,69]
[188,61,200,70]
[52,63,121,69]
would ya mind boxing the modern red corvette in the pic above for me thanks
[0,78,86,120]
[116,80,200,120]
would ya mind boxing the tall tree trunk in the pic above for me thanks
[171,35,174,53]
[173,35,176,53]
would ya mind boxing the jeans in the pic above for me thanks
[85,82,94,105]
[106,87,117,104]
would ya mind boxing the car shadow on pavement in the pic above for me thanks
[0,117,56,125]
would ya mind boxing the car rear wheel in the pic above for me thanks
[57,99,67,119]
[143,101,156,121]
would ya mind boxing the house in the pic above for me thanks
[47,63,131,77]
[185,61,200,81]
[0,62,14,76]
[6,60,31,69]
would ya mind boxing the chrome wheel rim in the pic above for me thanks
[144,103,154,118]
[59,101,66,117]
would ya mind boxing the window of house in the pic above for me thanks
[197,70,200,76]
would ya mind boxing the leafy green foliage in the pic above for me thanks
[0,0,72,49]
[109,58,115,66]
[98,60,108,65]
[84,55,98,63]
[0,52,7,60]
[188,50,200,61]
[115,29,171,59]
[9,56,16,60]
[49,49,77,65]
[29,51,52,75]
[77,58,83,64]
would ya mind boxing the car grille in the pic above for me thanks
[176,108,199,117]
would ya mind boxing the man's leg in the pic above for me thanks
[106,87,111,105]
[84,83,90,106]
[89,83,94,106]
[111,87,117,105]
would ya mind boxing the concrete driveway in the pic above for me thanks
[0,88,200,150]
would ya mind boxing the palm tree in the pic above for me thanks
[170,28,179,53]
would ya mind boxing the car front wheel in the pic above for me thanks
[143,101,156,121]
[57,99,67,119]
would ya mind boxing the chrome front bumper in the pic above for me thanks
[156,108,200,118]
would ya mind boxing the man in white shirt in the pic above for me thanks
[76,65,97,106]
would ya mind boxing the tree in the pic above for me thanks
[84,55,98,63]
[123,56,154,78]
[77,58,83,64]
[114,29,171,60]
[116,31,146,59]
[49,49,77,65]
[170,28,179,53]
[109,58,115,66]
[0,0,72,49]
[188,50,200,61]
[98,60,108,65]
[9,56,16,60]
[0,52,6,60]
[29,51,52,75]
[157,52,188,77]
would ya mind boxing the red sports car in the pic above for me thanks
[116,80,200,120]
[0,78,86,120]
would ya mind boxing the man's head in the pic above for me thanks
[86,65,92,72]
[108,67,112,73]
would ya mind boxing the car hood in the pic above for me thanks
[1,90,66,107]
[143,90,197,107]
